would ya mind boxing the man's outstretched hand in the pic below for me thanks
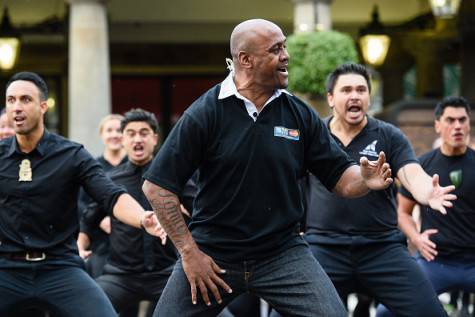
[426,174,456,215]
[360,151,393,190]
[141,211,167,245]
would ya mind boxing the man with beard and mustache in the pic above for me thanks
[304,63,455,317]
[142,19,395,317]
[377,96,475,317]
[0,72,164,317]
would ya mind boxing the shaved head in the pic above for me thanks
[230,19,282,61]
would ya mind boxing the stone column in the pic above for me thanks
[292,0,332,33]
[67,0,110,155]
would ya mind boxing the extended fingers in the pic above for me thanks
[378,151,386,165]
[211,261,232,293]
[190,281,198,305]
[197,279,211,306]
[360,156,369,167]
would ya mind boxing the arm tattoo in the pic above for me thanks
[149,188,189,252]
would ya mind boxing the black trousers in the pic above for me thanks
[96,266,173,314]
[307,238,447,317]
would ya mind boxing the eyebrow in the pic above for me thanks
[125,128,152,132]
[445,115,467,119]
[340,85,367,89]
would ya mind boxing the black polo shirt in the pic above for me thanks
[0,130,125,267]
[306,116,418,245]
[400,148,475,258]
[81,161,177,273]
[144,83,354,262]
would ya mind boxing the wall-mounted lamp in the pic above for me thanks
[359,6,391,67]
[0,7,20,70]
[429,0,461,19]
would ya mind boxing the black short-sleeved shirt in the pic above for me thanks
[144,82,355,262]
[400,148,475,257]
[0,130,125,266]
[82,161,177,273]
[306,116,418,245]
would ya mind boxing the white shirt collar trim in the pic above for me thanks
[218,72,292,100]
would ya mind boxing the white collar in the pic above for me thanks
[218,72,292,101]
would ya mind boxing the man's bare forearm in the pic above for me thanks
[397,163,431,205]
[397,193,420,243]
[333,165,370,198]
[143,180,197,254]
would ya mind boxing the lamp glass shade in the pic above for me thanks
[0,37,19,70]
[429,0,461,18]
[359,34,390,66]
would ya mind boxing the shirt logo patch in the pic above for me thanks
[359,140,379,157]
[449,169,462,188]
[274,126,300,141]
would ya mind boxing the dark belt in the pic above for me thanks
[1,251,51,262]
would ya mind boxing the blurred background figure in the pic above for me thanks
[78,113,127,278]
[0,109,15,140]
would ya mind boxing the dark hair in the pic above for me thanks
[434,96,471,120]
[121,108,159,133]
[325,63,371,94]
[6,72,48,101]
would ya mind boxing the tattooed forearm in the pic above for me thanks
[143,181,196,254]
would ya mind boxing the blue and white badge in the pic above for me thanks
[274,126,300,141]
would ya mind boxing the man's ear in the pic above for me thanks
[238,51,252,69]
[327,92,334,108]
[434,120,441,134]
[40,100,49,115]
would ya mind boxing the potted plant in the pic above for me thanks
[287,30,359,116]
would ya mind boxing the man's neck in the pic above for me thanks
[440,143,467,156]
[16,126,45,154]
[329,115,367,147]
[234,73,274,112]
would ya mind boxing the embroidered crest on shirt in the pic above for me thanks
[449,169,462,188]
[274,126,300,141]
[359,140,379,157]
[19,159,32,182]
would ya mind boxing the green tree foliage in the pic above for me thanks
[287,31,359,96]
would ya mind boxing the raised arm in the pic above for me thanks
[333,152,393,198]
[112,193,167,244]
[397,163,456,214]
[142,180,232,306]
[397,193,438,261]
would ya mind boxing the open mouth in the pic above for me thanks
[133,144,145,156]
[277,66,288,76]
[14,115,26,126]
[348,105,362,113]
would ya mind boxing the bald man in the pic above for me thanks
[143,19,393,317]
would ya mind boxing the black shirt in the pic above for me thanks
[0,130,125,265]
[400,148,475,257]
[144,83,354,262]
[306,116,418,245]
[77,155,127,253]
[82,161,177,273]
